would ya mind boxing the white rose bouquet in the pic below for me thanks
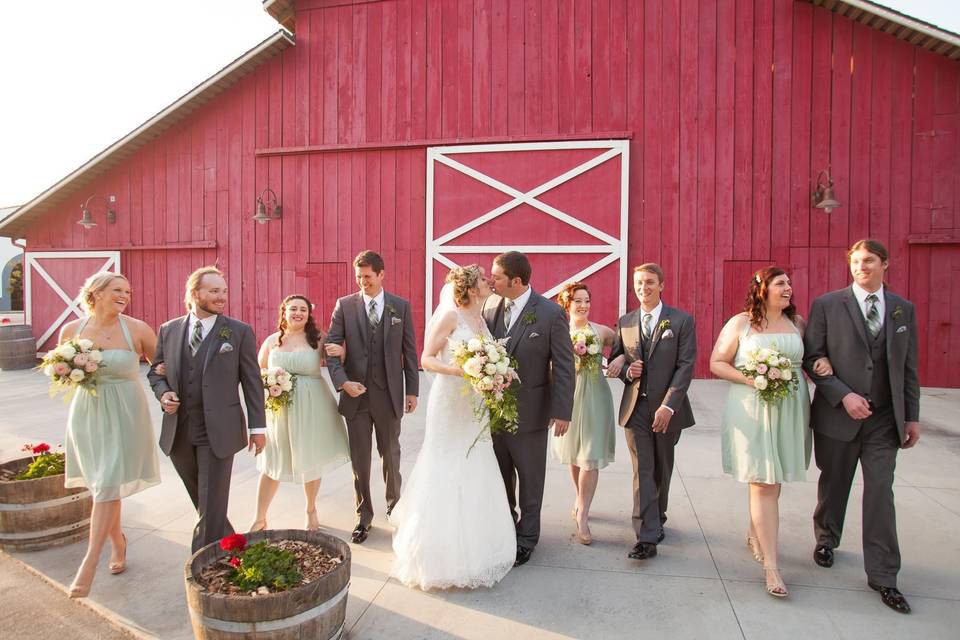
[260,366,297,414]
[450,334,521,454]
[570,328,602,373]
[739,345,798,405]
[40,338,104,398]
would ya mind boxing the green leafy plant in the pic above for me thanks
[228,540,302,592]
[15,443,65,480]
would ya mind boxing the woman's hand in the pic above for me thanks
[605,354,626,378]
[154,362,167,377]
[812,356,833,377]
[324,342,345,358]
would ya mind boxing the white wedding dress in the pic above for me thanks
[390,310,516,590]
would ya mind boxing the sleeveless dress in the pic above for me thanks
[64,316,161,501]
[551,322,616,470]
[257,349,350,483]
[721,323,811,484]
[390,311,515,590]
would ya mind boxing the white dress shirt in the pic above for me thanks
[361,289,386,323]
[639,301,664,339]
[852,282,885,328]
[504,287,533,334]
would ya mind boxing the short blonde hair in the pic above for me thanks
[184,266,225,312]
[80,272,129,314]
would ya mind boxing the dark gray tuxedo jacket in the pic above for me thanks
[482,290,575,432]
[325,291,419,419]
[609,304,696,431]
[802,286,920,443]
[147,314,265,459]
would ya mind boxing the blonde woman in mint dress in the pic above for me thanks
[711,267,832,599]
[552,282,616,546]
[250,294,350,532]
[58,272,161,598]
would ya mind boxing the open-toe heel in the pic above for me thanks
[305,511,320,531]
[109,533,127,575]
[248,519,267,533]
[763,566,788,598]
[746,536,764,564]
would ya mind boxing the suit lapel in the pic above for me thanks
[842,287,870,350]
[166,316,188,392]
[353,294,369,346]
[201,314,226,375]
[647,306,671,359]
[884,290,897,359]
[620,310,642,360]
[506,292,537,356]
[381,292,393,358]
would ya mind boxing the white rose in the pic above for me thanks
[467,338,482,352]
[69,368,85,383]
[266,374,277,386]
[756,348,772,362]
[43,365,54,377]
[88,350,103,363]
[484,363,498,375]
[753,375,768,391]
[744,361,757,371]
[58,344,77,360]
[281,381,293,392]
[463,358,483,378]
[481,376,494,391]
[486,349,500,363]
[496,360,509,374]
[587,343,600,355]
[77,338,94,351]
[781,368,793,381]
[277,373,290,385]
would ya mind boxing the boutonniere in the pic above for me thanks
[658,319,671,332]
[522,311,537,326]
[891,306,903,320]
[218,326,232,341]
[385,303,399,318]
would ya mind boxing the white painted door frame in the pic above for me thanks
[425,139,629,322]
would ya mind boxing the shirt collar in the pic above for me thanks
[851,282,884,305]
[508,287,533,313]
[639,301,663,323]
[190,312,218,332]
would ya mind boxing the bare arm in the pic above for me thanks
[420,311,461,376]
[238,324,267,431]
[325,299,349,391]
[258,333,277,369]
[710,314,753,386]
[147,323,173,401]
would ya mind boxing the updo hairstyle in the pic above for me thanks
[446,264,483,308]
[80,271,129,314]
[556,282,589,312]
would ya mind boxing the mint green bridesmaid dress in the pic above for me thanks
[721,323,811,484]
[64,316,161,501]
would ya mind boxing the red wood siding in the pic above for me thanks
[19,0,960,387]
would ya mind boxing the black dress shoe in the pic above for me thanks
[869,582,911,614]
[813,545,834,568]
[515,546,533,566]
[657,529,665,544]
[351,524,370,544]
[628,542,658,560]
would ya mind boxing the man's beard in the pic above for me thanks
[196,301,222,316]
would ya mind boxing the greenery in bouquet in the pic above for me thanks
[739,345,799,405]
[220,533,303,593]
[261,366,297,414]
[39,338,104,398]
[15,442,65,480]
[450,335,521,454]
[570,328,602,372]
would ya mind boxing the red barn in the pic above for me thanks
[2,0,959,385]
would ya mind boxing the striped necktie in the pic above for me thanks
[503,299,515,332]
[642,313,653,340]
[368,299,379,330]
[190,320,204,355]
[865,294,881,338]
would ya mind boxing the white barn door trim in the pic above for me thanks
[425,139,629,322]
[25,251,121,348]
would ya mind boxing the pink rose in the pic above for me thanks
[494,374,504,385]
[84,362,99,373]
[574,343,587,355]
[768,367,782,380]
[268,385,283,397]
[756,363,768,374]
[53,362,71,376]
[72,353,89,367]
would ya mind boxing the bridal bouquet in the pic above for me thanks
[450,335,521,454]
[571,328,602,372]
[739,345,798,405]
[261,366,296,414]
[40,338,104,397]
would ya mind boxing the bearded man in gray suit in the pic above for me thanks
[803,239,920,614]
[148,266,266,553]
[326,250,419,544]
[484,251,575,567]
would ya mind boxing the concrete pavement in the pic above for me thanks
[1,367,958,639]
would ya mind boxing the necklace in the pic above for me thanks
[86,318,120,343]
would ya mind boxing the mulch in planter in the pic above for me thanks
[0,460,30,481]
[196,539,345,596]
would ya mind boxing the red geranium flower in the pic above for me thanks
[32,443,51,454]
[219,533,247,553]
[229,556,241,568]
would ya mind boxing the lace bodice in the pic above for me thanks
[439,311,493,366]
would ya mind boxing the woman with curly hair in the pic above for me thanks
[249,294,350,531]
[710,267,830,598]
[552,282,616,545]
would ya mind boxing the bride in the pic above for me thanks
[390,265,516,590]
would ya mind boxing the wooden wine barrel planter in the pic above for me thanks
[0,324,37,371]
[0,457,92,551]
[185,529,351,640]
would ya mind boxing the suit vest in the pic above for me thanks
[365,315,387,389]
[178,323,216,444]
[861,316,892,411]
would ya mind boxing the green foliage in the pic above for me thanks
[228,541,302,592]
[15,453,65,480]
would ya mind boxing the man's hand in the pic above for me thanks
[405,395,418,414]
[248,434,266,456]
[552,419,570,437]
[626,359,644,381]
[606,354,626,378]
[841,392,872,420]
[902,421,921,448]
[160,391,180,414]
[342,381,366,398]
[651,406,673,433]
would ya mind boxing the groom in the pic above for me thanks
[484,251,575,566]
[326,250,419,544]
[148,266,266,553]
[609,263,696,561]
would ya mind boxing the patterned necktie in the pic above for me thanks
[503,299,515,332]
[642,313,653,340]
[865,293,881,338]
[190,320,204,355]
[368,299,379,329]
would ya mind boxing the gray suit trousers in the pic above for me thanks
[813,408,901,587]
[624,398,681,543]
[347,385,402,527]
[492,429,549,550]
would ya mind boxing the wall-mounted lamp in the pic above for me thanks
[811,170,841,213]
[251,187,282,224]
[78,195,117,229]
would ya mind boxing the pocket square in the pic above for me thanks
[661,329,675,339]
[529,332,540,339]
[391,316,402,326]
[218,342,234,354]
[896,325,907,334]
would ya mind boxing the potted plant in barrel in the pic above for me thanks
[0,443,93,551]
[184,529,351,640]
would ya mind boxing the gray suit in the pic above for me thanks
[803,286,919,588]
[483,290,575,550]
[147,314,265,552]
[326,291,419,527]
[610,304,696,543]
